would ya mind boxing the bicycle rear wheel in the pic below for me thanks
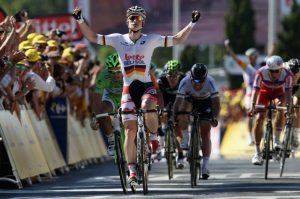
[280,125,292,177]
[189,126,198,187]
[115,132,127,193]
[264,123,272,180]
[165,125,174,180]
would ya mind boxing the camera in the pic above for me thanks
[40,54,49,61]
[55,29,66,38]
[14,9,28,23]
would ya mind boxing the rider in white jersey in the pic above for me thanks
[174,64,220,179]
[73,5,200,183]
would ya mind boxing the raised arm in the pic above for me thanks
[173,10,200,45]
[72,8,98,43]
[224,39,247,70]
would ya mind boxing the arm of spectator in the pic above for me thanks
[224,39,247,70]
[75,58,88,76]
[25,72,56,92]
[18,20,33,41]
[31,90,43,120]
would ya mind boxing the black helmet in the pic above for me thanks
[190,63,208,81]
[126,6,146,19]
[288,58,300,74]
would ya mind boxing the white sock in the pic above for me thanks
[159,136,165,148]
[255,144,261,154]
[248,132,254,142]
[274,128,282,143]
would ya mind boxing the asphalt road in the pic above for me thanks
[1,156,300,199]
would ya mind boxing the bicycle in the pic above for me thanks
[279,105,299,177]
[255,99,286,180]
[178,110,215,188]
[121,107,159,195]
[93,112,128,194]
[162,108,177,180]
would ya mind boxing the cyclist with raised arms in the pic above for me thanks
[73,5,200,183]
[173,64,220,179]
[157,60,186,168]
[224,40,258,145]
[285,58,300,149]
[90,53,123,156]
[250,55,293,165]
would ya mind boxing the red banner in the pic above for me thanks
[0,8,6,22]
[32,15,83,41]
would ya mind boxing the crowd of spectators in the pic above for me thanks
[0,14,102,125]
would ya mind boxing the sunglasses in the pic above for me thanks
[166,74,179,79]
[269,69,280,73]
[109,69,122,74]
[128,15,144,21]
[192,78,205,84]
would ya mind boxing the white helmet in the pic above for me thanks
[266,55,283,70]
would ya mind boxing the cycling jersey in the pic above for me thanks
[97,33,173,86]
[177,73,219,100]
[236,60,257,90]
[253,66,293,106]
[283,64,300,97]
[95,68,123,96]
[253,66,293,93]
[95,68,123,109]
[158,73,186,106]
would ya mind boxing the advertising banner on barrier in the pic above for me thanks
[46,97,68,161]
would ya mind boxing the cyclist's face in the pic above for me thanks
[268,68,281,80]
[191,78,205,91]
[109,67,122,81]
[166,73,180,88]
[127,15,144,30]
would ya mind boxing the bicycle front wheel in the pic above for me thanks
[189,125,199,187]
[115,133,127,193]
[165,125,174,180]
[140,136,148,195]
[264,123,272,180]
[280,124,292,177]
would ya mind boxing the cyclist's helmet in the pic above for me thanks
[190,63,208,81]
[165,60,180,75]
[245,48,258,57]
[105,53,120,70]
[126,5,146,19]
[288,58,300,74]
[266,55,283,70]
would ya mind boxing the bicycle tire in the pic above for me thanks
[166,125,174,180]
[140,137,148,195]
[280,124,292,177]
[189,125,198,187]
[264,123,272,180]
[115,133,127,193]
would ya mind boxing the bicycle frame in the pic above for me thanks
[121,108,158,195]
[280,105,297,177]
[163,109,177,180]
[255,99,287,180]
